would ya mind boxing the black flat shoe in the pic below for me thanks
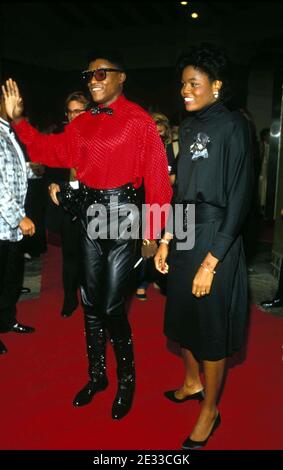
[21,287,31,294]
[73,377,108,407]
[10,323,35,334]
[182,413,221,450]
[164,389,205,403]
[260,297,283,309]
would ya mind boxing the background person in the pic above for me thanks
[48,91,90,317]
[0,89,35,355]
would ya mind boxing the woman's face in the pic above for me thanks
[181,65,221,112]
[156,121,166,137]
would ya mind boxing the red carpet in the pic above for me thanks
[1,244,283,450]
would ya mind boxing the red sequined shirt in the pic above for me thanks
[12,94,172,237]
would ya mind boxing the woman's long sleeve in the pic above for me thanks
[209,118,253,261]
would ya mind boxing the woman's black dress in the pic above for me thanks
[164,102,252,361]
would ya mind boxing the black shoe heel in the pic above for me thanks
[182,413,221,449]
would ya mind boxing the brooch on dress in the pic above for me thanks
[190,132,210,161]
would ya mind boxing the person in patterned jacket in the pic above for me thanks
[0,90,35,355]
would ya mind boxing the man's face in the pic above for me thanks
[87,58,126,106]
[67,99,86,122]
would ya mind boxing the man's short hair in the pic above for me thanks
[87,49,126,72]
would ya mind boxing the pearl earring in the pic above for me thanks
[213,90,219,99]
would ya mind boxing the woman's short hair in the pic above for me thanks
[177,43,231,100]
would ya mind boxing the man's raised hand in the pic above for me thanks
[1,79,24,121]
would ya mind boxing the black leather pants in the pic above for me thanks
[80,236,138,318]
[79,183,141,383]
[79,182,141,318]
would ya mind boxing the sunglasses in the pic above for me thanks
[82,68,123,82]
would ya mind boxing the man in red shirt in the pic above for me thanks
[2,51,172,420]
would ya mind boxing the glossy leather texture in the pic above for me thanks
[73,312,108,407]
[10,323,35,333]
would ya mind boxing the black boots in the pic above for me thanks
[73,314,108,407]
[110,335,135,420]
[74,312,136,420]
[108,316,136,420]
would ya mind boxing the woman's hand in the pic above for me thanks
[192,266,214,297]
[48,183,61,205]
[1,79,24,121]
[154,244,169,274]
[192,252,218,297]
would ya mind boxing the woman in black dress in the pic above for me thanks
[155,43,252,449]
